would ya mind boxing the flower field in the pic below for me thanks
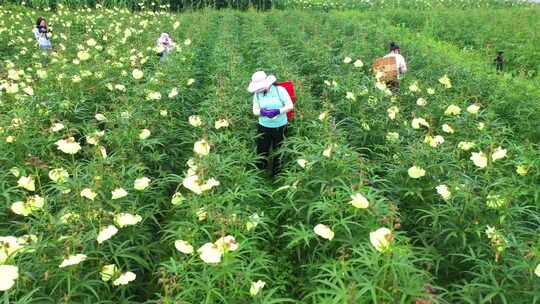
[1,2,540,303]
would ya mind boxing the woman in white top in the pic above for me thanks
[383,42,407,91]
[33,17,52,50]
[156,32,175,62]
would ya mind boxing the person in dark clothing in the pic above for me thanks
[495,51,504,73]
[248,71,294,177]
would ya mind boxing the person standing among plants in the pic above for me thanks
[33,17,52,50]
[494,51,504,73]
[156,32,175,61]
[384,42,407,91]
[248,71,293,177]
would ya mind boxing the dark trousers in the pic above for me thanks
[256,124,286,177]
[387,79,400,93]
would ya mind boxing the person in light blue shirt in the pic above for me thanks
[248,71,293,177]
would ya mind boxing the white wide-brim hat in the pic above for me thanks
[247,71,276,93]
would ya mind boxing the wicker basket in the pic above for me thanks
[372,57,398,82]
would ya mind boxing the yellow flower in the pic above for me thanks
[193,139,210,156]
[95,113,107,121]
[313,224,334,240]
[535,264,540,277]
[5,83,19,94]
[55,137,81,154]
[346,92,355,100]
[438,75,452,88]
[411,118,429,129]
[168,88,178,98]
[350,193,369,209]
[491,146,507,162]
[48,168,69,183]
[214,119,230,129]
[184,39,192,46]
[343,57,352,64]
[318,112,328,121]
[442,124,454,134]
[516,165,528,176]
[111,188,128,200]
[386,132,399,142]
[174,240,194,254]
[114,213,142,228]
[322,145,333,158]
[370,227,392,252]
[50,123,65,132]
[0,265,18,291]
[132,69,143,80]
[189,115,202,127]
[97,225,118,244]
[59,254,87,268]
[160,110,168,117]
[86,38,97,47]
[187,78,195,86]
[458,141,475,151]
[171,192,185,205]
[477,122,485,130]
[408,82,420,93]
[427,88,435,95]
[467,104,480,114]
[387,106,399,120]
[77,51,90,61]
[444,105,461,116]
[113,272,136,286]
[353,59,364,68]
[416,98,427,106]
[436,185,451,200]
[297,159,308,169]
[139,129,151,140]
[250,280,266,296]
[408,166,426,178]
[6,136,15,143]
[100,264,118,282]
[23,86,34,96]
[173,21,180,30]
[197,208,208,221]
[215,235,238,253]
[424,135,444,148]
[80,188,97,201]
[10,201,31,216]
[470,152,488,168]
[246,213,261,231]
[133,177,150,191]
[17,176,35,191]
[197,242,222,264]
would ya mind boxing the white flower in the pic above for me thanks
[80,188,97,200]
[160,110,168,117]
[139,129,151,140]
[353,59,364,68]
[97,225,118,244]
[132,69,143,80]
[444,105,461,116]
[11,201,30,216]
[297,159,308,169]
[408,166,426,179]
[416,98,427,106]
[318,112,328,121]
[168,88,178,98]
[146,91,161,100]
[59,254,87,268]
[55,137,81,154]
[408,82,420,93]
[174,240,194,254]
[114,213,142,228]
[350,193,369,209]
[86,38,97,47]
[427,88,435,95]
[346,92,355,100]
[442,124,454,134]
[113,272,136,286]
[323,145,333,158]
[250,280,266,296]
[111,188,128,200]
[183,175,219,195]
[100,264,118,282]
[343,57,352,64]
[535,264,540,277]
[424,135,445,148]
[491,146,507,162]
[194,139,210,156]
[49,168,69,183]
[386,132,400,142]
[436,185,451,200]
[187,78,195,86]
[215,119,230,129]
[0,237,23,263]
[438,75,452,88]
[387,106,399,120]
[369,228,392,252]
[95,113,107,121]
[133,177,150,191]
[50,123,65,132]
[197,243,222,264]
[197,208,208,221]
[467,104,480,114]
[189,115,202,127]
[215,235,238,253]
[173,21,180,30]
[77,51,90,61]
[375,81,386,91]
[411,118,429,129]
[17,176,35,191]
[470,152,488,168]
[246,213,261,231]
[458,141,475,151]
[313,224,334,240]
[171,192,185,205]
[477,122,485,130]
[184,39,192,46]
[0,265,18,291]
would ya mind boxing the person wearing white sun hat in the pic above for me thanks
[248,71,294,177]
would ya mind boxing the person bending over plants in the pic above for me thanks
[33,17,52,50]
[248,71,294,177]
[383,41,407,92]
[156,32,175,61]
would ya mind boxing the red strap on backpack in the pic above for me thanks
[274,81,296,122]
